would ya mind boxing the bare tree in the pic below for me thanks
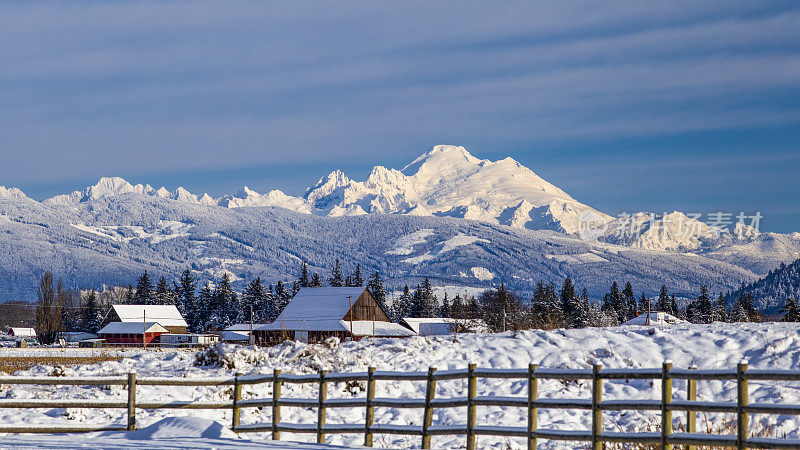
[35,272,62,344]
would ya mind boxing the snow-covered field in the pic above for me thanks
[3,323,800,449]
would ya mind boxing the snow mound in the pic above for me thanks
[121,416,237,440]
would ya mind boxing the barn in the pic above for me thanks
[8,327,36,338]
[254,287,415,345]
[102,305,188,334]
[97,322,169,345]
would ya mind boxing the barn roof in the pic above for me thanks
[258,287,368,332]
[10,327,36,336]
[347,321,416,337]
[111,305,187,327]
[98,322,169,334]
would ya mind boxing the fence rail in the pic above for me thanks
[2,361,800,448]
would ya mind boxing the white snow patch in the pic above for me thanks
[470,267,495,280]
[386,229,434,255]
[546,252,609,264]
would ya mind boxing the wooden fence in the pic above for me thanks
[1,360,800,449]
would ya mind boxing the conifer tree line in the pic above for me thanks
[25,262,800,343]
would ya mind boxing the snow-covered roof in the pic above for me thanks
[9,327,36,337]
[224,323,268,332]
[622,312,686,326]
[346,321,416,337]
[221,331,250,341]
[400,317,490,334]
[111,305,187,327]
[258,287,369,332]
[98,322,169,334]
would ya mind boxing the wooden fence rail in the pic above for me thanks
[1,360,800,448]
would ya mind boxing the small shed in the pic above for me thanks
[255,287,411,345]
[160,334,218,346]
[9,327,36,338]
[58,331,98,343]
[401,317,488,335]
[221,331,251,343]
[622,312,686,326]
[102,305,188,334]
[97,322,169,344]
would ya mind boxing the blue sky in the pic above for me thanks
[1,1,798,231]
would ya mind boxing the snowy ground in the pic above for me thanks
[2,323,800,448]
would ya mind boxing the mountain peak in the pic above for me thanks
[401,145,482,176]
[0,186,27,199]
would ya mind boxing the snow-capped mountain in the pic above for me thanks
[2,144,799,311]
[43,146,610,235]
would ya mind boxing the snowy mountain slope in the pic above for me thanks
[3,145,799,308]
[0,192,767,305]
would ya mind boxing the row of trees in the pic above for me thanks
[34,259,791,343]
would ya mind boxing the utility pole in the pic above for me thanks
[647,298,652,326]
[250,306,254,345]
[347,295,354,341]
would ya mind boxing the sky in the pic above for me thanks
[0,1,798,232]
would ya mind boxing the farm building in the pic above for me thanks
[622,311,686,326]
[221,323,268,344]
[160,333,218,346]
[401,317,489,336]
[97,322,169,344]
[254,287,415,345]
[8,327,36,338]
[57,331,98,343]
[101,305,188,334]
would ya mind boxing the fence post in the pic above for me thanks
[661,360,673,450]
[317,369,328,444]
[527,363,538,450]
[364,366,376,447]
[591,363,603,450]
[422,367,437,449]
[687,364,697,450]
[737,360,749,450]
[466,363,477,450]
[127,371,136,431]
[232,371,242,430]
[272,369,282,441]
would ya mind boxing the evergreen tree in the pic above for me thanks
[690,285,714,324]
[328,259,344,287]
[274,281,292,316]
[135,271,155,304]
[409,278,437,317]
[638,293,650,317]
[351,264,364,287]
[241,277,268,323]
[601,281,623,325]
[311,273,323,287]
[154,276,178,305]
[367,271,387,308]
[531,281,563,329]
[713,293,727,322]
[392,285,412,320]
[655,285,672,313]
[780,298,800,322]
[622,282,637,321]
[177,269,197,328]
[82,289,103,333]
[213,274,239,328]
[479,282,526,332]
[195,283,214,332]
[560,277,579,328]
[440,292,451,317]
[299,262,310,287]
